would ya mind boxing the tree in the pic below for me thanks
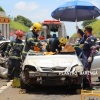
[14,15,33,27]
[82,19,97,27]
[0,6,5,12]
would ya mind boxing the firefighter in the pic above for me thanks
[46,37,66,52]
[82,26,97,89]
[5,30,24,87]
[22,22,42,61]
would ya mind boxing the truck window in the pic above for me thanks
[41,31,44,36]
[50,31,58,38]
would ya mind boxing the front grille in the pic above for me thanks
[41,67,66,71]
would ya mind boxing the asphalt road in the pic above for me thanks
[0,85,80,100]
[0,77,100,100]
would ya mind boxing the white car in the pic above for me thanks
[92,51,100,81]
[0,40,10,78]
[20,50,83,91]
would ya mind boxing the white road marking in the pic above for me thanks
[91,68,100,71]
[0,81,12,93]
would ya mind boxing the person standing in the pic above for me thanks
[82,26,97,89]
[5,30,24,87]
[22,22,42,61]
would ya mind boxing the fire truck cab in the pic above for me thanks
[40,20,67,39]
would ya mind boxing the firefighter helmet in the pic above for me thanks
[59,38,67,45]
[31,22,42,32]
[15,30,24,36]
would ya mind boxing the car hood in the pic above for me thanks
[23,54,82,71]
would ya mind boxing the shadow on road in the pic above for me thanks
[27,86,78,95]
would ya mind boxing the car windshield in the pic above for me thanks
[28,50,76,56]
[28,50,44,56]
[28,44,76,56]
[58,52,76,55]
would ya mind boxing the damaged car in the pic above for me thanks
[0,40,10,78]
[20,45,84,92]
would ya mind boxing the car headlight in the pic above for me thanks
[24,65,37,71]
[74,66,83,73]
[71,65,83,74]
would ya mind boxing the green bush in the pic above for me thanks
[0,6,5,12]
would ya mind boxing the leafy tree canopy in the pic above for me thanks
[14,15,33,28]
[0,6,5,12]
[82,19,97,27]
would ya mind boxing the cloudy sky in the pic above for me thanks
[0,0,100,36]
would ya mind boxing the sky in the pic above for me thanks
[0,0,100,36]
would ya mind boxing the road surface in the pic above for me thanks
[0,77,100,100]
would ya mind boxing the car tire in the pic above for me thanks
[76,89,81,94]
[20,73,30,92]
[98,77,100,81]
[20,77,26,89]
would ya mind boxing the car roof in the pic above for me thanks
[0,40,10,44]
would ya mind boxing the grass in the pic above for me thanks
[90,20,100,37]
[71,20,100,38]
[10,20,29,32]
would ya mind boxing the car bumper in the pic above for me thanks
[28,71,79,78]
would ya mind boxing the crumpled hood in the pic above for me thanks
[23,55,82,70]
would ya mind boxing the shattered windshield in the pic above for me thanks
[28,44,76,56]
[28,50,44,56]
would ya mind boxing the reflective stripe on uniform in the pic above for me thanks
[35,42,38,46]
[8,43,11,46]
[74,45,79,48]
[47,39,50,44]
[5,51,8,53]
[16,44,24,46]
[9,56,21,59]
[27,38,34,42]
[22,51,27,54]
[79,44,84,48]
[91,39,94,42]
[85,41,89,44]
[22,43,27,54]
[13,42,23,46]
[12,42,15,45]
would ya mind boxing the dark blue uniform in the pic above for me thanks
[79,35,87,44]
[22,30,41,61]
[5,38,24,79]
[74,35,87,57]
[82,35,97,70]
[46,38,61,52]
[82,35,97,89]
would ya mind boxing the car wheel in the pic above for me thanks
[20,73,30,92]
[76,89,81,94]
[98,77,100,81]
[20,76,26,89]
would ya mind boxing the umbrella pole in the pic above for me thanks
[76,19,78,32]
[76,19,78,26]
